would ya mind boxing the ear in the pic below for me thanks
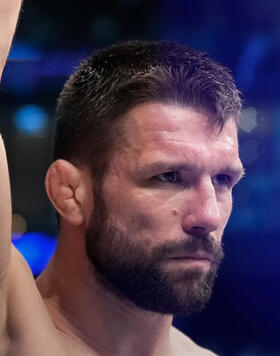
[45,159,91,226]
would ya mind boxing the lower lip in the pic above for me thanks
[167,257,211,268]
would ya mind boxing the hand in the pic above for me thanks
[0,0,22,81]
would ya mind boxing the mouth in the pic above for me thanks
[168,251,213,262]
[165,251,213,269]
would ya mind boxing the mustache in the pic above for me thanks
[152,234,224,262]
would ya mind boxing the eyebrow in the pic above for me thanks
[140,161,245,179]
[221,165,246,180]
[139,162,195,174]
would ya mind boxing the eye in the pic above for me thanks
[156,171,181,183]
[212,174,232,187]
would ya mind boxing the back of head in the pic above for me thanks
[54,40,241,180]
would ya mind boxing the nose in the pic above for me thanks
[182,178,222,236]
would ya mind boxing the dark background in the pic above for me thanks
[1,1,280,355]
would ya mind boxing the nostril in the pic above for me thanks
[188,226,211,238]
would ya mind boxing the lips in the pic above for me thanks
[168,251,213,262]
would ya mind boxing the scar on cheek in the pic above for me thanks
[172,209,178,216]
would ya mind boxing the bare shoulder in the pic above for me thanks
[170,326,218,356]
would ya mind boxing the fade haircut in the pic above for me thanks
[54,40,241,180]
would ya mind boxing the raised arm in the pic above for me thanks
[0,0,22,80]
[0,0,22,276]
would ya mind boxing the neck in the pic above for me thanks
[36,226,173,356]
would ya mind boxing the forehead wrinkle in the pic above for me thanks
[140,134,237,159]
[116,103,239,166]
[116,133,240,178]
[125,122,238,156]
[122,103,208,140]
[135,137,242,177]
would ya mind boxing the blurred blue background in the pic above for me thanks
[1,1,280,355]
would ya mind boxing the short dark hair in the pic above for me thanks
[54,40,241,179]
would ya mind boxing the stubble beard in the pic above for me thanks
[85,189,224,316]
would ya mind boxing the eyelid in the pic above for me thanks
[156,171,181,183]
[212,173,233,187]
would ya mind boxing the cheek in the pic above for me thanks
[104,180,180,244]
[106,190,158,232]
[130,209,157,231]
[118,199,169,246]
[127,202,181,248]
[128,192,179,228]
[219,194,233,227]
[111,188,155,225]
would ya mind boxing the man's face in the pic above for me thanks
[86,102,243,315]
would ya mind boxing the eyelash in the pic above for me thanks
[212,174,233,187]
[156,171,181,183]
[155,171,233,187]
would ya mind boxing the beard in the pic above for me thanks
[85,189,224,316]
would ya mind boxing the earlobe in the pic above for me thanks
[45,159,85,226]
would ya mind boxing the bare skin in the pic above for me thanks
[37,103,242,356]
[0,0,22,263]
[0,5,244,355]
[1,101,243,356]
[0,0,22,79]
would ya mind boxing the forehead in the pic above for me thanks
[121,102,239,159]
